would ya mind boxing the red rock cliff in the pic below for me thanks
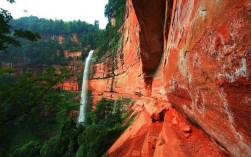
[89,0,251,156]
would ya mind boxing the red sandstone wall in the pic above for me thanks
[89,0,147,98]
[88,0,251,156]
[162,0,251,156]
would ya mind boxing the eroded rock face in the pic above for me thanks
[151,107,166,122]
[108,99,227,157]
[163,0,251,156]
[88,0,251,156]
[132,0,166,76]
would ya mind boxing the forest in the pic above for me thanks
[0,0,128,156]
[0,16,100,66]
[1,0,126,66]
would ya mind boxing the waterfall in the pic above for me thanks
[78,50,94,123]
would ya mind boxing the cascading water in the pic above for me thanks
[78,50,94,123]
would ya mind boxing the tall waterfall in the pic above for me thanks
[78,50,94,123]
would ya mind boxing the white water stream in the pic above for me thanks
[78,50,94,123]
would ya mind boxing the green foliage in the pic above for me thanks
[0,9,20,49]
[77,97,132,157]
[0,9,40,51]
[0,69,73,126]
[6,97,132,157]
[94,0,126,61]
[39,119,81,157]
[3,89,132,157]
[10,16,99,49]
[0,16,101,67]
[104,0,126,19]
[1,0,126,64]
[0,1,130,156]
[12,17,91,36]
[0,67,14,75]
[14,29,40,41]
[0,68,77,155]
[9,141,42,157]
[1,38,67,65]
[8,119,82,157]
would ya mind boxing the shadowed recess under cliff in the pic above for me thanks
[132,0,169,76]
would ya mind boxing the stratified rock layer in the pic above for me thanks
[89,0,251,156]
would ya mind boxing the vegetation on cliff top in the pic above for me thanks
[93,0,126,61]
[0,16,100,66]
[0,2,41,51]
[1,0,126,66]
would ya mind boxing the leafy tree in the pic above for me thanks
[93,0,126,61]
[9,141,42,157]
[77,98,132,157]
[0,67,72,122]
[104,0,125,20]
[39,119,81,157]
[0,1,40,51]
[0,1,129,156]
[0,67,77,155]
[0,16,103,68]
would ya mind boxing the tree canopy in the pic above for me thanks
[0,0,129,156]
[0,5,41,51]
[0,16,102,67]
